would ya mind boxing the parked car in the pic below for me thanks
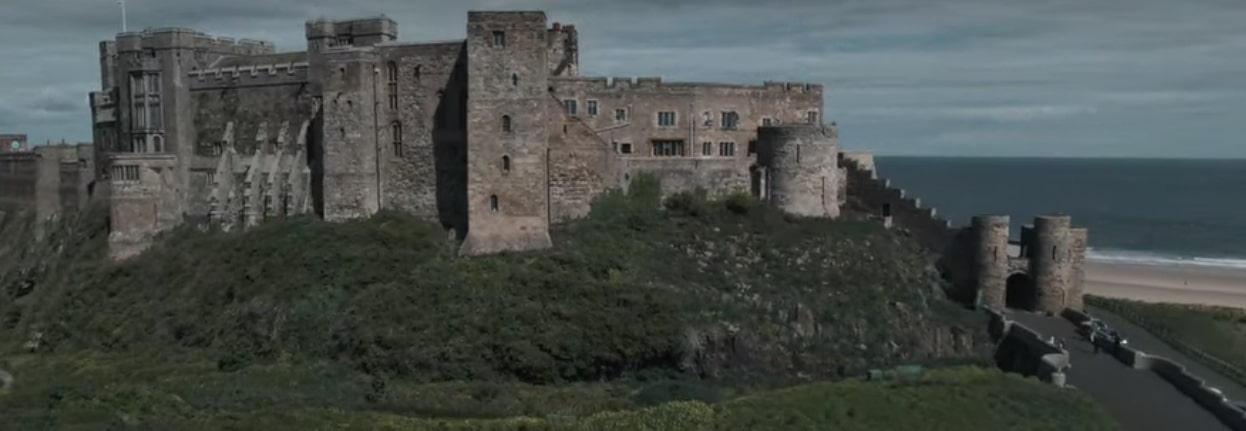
[1078,319,1107,337]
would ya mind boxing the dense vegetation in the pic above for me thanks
[0,177,1116,429]
[1088,295,1246,387]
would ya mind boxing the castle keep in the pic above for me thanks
[88,10,840,259]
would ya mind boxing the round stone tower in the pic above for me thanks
[972,215,1010,309]
[1030,215,1075,313]
[756,124,840,218]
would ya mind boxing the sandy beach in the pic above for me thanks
[1085,261,1246,309]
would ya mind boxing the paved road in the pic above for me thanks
[1007,310,1230,431]
[1087,306,1246,401]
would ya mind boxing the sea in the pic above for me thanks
[872,157,1246,269]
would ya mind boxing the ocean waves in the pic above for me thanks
[1086,248,1246,270]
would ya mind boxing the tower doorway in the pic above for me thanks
[1005,273,1035,310]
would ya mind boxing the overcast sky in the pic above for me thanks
[0,0,1243,158]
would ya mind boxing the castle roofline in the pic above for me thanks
[306,14,394,24]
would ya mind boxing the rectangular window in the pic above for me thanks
[652,139,685,157]
[564,99,577,116]
[614,108,628,124]
[388,83,398,110]
[129,71,162,132]
[619,143,633,154]
[721,111,739,130]
[719,142,736,157]
[112,165,140,181]
[657,111,677,127]
[493,31,505,47]
[587,100,599,117]
[702,141,713,156]
[762,118,772,126]
[807,111,818,124]
[748,140,757,155]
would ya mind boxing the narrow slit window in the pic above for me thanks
[489,195,499,212]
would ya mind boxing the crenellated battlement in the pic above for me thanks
[467,10,547,25]
[551,76,824,93]
[187,62,311,88]
[305,16,398,41]
[115,27,276,55]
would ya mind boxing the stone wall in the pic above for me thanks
[107,154,181,260]
[0,145,94,237]
[548,96,614,222]
[549,77,821,167]
[840,155,954,251]
[376,41,468,228]
[459,11,553,255]
[189,63,315,217]
[756,124,839,218]
[0,153,40,216]
[988,308,1069,386]
[313,48,382,222]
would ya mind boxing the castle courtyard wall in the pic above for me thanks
[375,41,468,228]
[548,77,822,198]
[187,60,315,217]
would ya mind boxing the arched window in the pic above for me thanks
[489,195,499,212]
[511,73,519,86]
[502,155,511,172]
[501,115,512,133]
[392,121,403,157]
[386,62,398,82]
[152,135,164,153]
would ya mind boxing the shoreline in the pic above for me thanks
[1083,260,1246,309]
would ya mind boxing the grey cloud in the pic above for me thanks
[1,0,1243,157]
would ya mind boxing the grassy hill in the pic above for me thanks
[0,176,1116,429]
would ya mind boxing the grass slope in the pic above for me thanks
[0,360,1116,430]
[0,177,1115,429]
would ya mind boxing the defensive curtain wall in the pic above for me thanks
[0,142,96,238]
[838,155,1086,314]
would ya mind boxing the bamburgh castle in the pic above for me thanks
[0,10,1088,314]
[83,10,838,259]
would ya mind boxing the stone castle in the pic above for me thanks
[83,10,838,259]
[0,10,1088,314]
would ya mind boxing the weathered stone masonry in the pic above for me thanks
[87,10,846,260]
[838,158,1088,314]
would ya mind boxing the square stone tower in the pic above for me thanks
[458,11,553,255]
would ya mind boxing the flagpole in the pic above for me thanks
[118,0,127,32]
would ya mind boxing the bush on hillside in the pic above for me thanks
[1,174,989,387]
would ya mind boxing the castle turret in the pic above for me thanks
[972,215,1011,309]
[106,154,181,260]
[1030,215,1076,312]
[1067,227,1088,310]
[311,48,382,221]
[458,11,554,255]
[756,124,841,218]
[306,16,397,53]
